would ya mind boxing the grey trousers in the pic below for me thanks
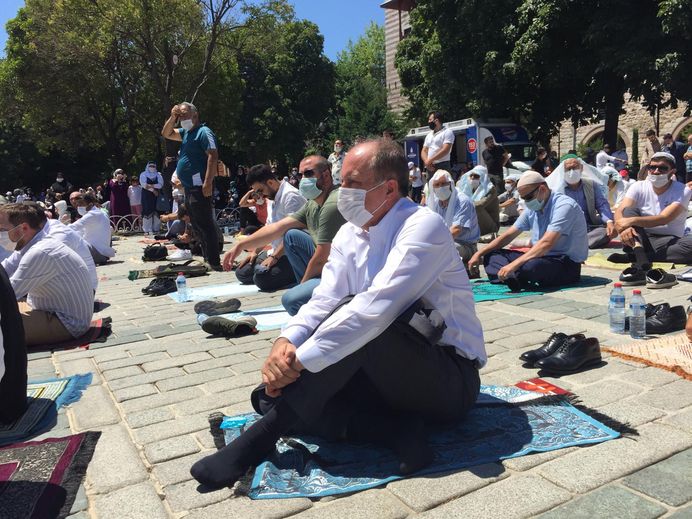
[622,207,692,264]
[455,242,478,262]
[587,226,610,249]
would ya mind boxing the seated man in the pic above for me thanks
[224,156,346,315]
[0,204,93,346]
[559,157,616,249]
[426,170,480,262]
[457,166,500,237]
[0,264,27,424]
[192,138,486,489]
[498,175,521,224]
[613,152,692,278]
[230,165,306,291]
[469,171,588,291]
[70,193,115,265]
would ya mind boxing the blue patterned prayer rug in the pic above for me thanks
[471,275,610,302]
[217,383,620,499]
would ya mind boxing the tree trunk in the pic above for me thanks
[603,75,624,149]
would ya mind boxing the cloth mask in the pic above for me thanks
[299,177,323,200]
[255,197,265,205]
[648,173,670,188]
[434,185,452,201]
[565,169,582,184]
[334,145,342,153]
[77,206,88,216]
[428,122,436,130]
[470,179,480,190]
[180,119,194,131]
[337,182,386,228]
[504,183,514,192]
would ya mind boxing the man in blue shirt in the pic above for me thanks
[468,171,588,291]
[161,102,222,270]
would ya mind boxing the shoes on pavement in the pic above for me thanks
[205,262,224,272]
[619,266,646,286]
[147,278,177,296]
[645,268,678,289]
[534,336,602,374]
[166,249,192,261]
[646,304,687,335]
[520,332,584,365]
[142,277,167,294]
[607,252,633,264]
[194,298,241,316]
[202,316,258,337]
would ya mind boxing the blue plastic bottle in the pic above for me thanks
[629,290,646,339]
[608,282,626,333]
[176,272,188,302]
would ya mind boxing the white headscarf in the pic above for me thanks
[426,170,458,226]
[546,158,608,197]
[457,165,492,201]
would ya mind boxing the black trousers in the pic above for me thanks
[623,207,692,265]
[252,310,480,436]
[235,250,297,291]
[0,266,27,424]
[484,249,582,288]
[185,187,221,267]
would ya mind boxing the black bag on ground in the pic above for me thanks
[152,260,209,278]
[142,243,168,262]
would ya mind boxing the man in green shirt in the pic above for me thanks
[223,155,345,314]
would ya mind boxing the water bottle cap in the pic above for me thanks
[613,282,622,288]
[633,289,641,295]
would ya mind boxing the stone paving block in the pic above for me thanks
[494,331,552,350]
[101,364,143,381]
[664,408,692,434]
[93,482,168,519]
[557,358,638,385]
[109,367,185,391]
[57,358,102,385]
[572,379,644,408]
[134,413,210,444]
[195,430,217,449]
[185,495,313,519]
[419,474,571,519]
[668,505,692,518]
[141,351,211,372]
[87,424,148,493]
[228,330,279,345]
[121,386,204,413]
[622,448,692,506]
[538,423,692,494]
[152,451,209,487]
[173,386,250,416]
[100,334,149,347]
[184,353,256,374]
[204,371,262,394]
[69,484,88,514]
[229,357,265,374]
[149,323,200,338]
[27,350,53,360]
[502,447,577,472]
[537,485,667,519]
[144,435,201,464]
[71,385,120,430]
[596,399,666,428]
[638,380,692,411]
[481,315,532,331]
[98,351,168,371]
[156,367,232,392]
[164,479,233,512]
[292,489,410,519]
[614,366,681,387]
[127,407,175,429]
[90,349,130,363]
[113,383,158,402]
[387,463,506,512]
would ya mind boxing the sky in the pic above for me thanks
[0,0,384,60]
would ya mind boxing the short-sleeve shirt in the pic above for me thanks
[514,192,588,263]
[290,188,345,244]
[482,145,506,176]
[176,125,217,188]
[623,180,691,237]
[432,193,480,244]
[423,128,455,164]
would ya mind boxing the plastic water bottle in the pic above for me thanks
[608,282,626,333]
[629,290,647,339]
[176,272,188,302]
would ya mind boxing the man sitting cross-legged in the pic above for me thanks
[0,203,93,347]
[191,138,486,489]
[468,171,588,291]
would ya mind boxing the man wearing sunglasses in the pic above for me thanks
[612,152,692,279]
[468,171,588,291]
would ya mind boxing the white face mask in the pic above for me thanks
[470,179,480,190]
[255,197,265,205]
[77,206,88,216]
[0,225,21,251]
[334,145,342,153]
[504,183,514,192]
[148,167,156,173]
[337,181,386,228]
[565,168,582,184]
[180,118,194,131]
[434,185,452,201]
[648,173,670,188]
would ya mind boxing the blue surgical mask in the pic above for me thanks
[299,177,322,200]
[525,194,545,212]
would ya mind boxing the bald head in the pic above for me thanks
[69,191,81,206]
[342,139,408,197]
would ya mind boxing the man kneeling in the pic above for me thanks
[191,139,486,489]
[469,171,588,291]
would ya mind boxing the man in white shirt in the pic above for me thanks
[421,111,455,175]
[596,143,626,170]
[408,161,424,203]
[192,138,485,490]
[70,193,115,265]
[327,139,346,185]
[613,152,692,276]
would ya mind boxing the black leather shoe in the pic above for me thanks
[647,305,687,334]
[535,336,602,374]
[625,303,665,331]
[519,333,584,365]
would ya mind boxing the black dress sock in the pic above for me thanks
[632,245,651,271]
[190,403,298,489]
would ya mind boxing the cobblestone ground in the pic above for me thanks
[30,234,691,519]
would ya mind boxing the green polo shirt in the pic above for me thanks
[289,188,345,244]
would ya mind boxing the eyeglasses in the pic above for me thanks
[646,164,670,173]
[520,185,542,201]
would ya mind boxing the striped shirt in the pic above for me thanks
[9,232,93,338]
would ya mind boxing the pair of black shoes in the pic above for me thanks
[142,277,176,296]
[625,303,687,335]
[519,332,602,374]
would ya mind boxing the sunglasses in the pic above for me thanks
[300,167,326,178]
[646,164,670,173]
[520,184,542,201]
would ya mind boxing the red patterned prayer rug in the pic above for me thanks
[0,432,100,518]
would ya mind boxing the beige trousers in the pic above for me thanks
[18,302,73,346]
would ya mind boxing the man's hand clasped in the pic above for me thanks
[262,338,303,397]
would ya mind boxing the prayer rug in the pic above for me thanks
[0,431,100,519]
[29,318,112,353]
[0,374,92,447]
[197,305,290,331]
[471,275,609,303]
[603,333,692,381]
[168,282,260,302]
[584,253,675,270]
[212,380,620,499]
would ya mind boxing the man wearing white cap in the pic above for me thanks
[468,171,588,291]
[612,152,692,282]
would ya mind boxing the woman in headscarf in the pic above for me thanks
[426,170,480,266]
[108,169,131,226]
[139,161,164,236]
[456,165,500,238]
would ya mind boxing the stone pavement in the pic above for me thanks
[27,234,692,519]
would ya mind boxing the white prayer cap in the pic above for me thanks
[408,161,414,168]
[517,171,546,188]
[650,151,675,165]
[431,169,453,183]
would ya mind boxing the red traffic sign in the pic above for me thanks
[467,138,477,153]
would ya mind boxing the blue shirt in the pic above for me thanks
[563,181,613,225]
[433,194,480,244]
[176,124,217,188]
[514,192,588,263]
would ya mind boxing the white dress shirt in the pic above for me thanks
[281,198,486,373]
[268,180,306,252]
[71,207,115,258]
